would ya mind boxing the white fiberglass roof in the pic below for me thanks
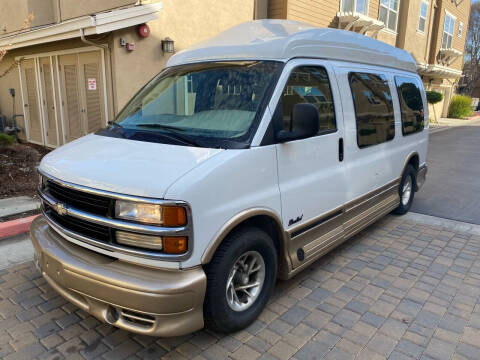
[167,20,417,73]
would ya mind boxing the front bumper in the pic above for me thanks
[30,216,206,337]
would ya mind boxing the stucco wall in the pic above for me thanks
[59,0,137,21]
[397,0,431,64]
[0,0,57,36]
[430,0,470,71]
[111,0,256,112]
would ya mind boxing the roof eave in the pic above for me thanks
[0,2,162,50]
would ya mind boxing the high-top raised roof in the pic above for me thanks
[167,20,417,73]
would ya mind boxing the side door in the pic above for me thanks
[334,65,400,238]
[78,51,106,134]
[273,59,347,268]
[59,54,84,143]
[39,57,59,147]
[20,59,43,145]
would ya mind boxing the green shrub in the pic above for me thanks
[426,90,443,105]
[0,133,15,146]
[448,95,473,119]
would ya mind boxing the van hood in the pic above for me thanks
[39,134,223,198]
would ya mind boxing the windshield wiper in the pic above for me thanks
[108,121,123,128]
[134,123,201,147]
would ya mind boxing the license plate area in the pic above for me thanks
[42,254,65,286]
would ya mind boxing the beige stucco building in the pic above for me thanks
[0,0,470,147]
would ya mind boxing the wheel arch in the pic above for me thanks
[402,152,420,190]
[201,208,290,277]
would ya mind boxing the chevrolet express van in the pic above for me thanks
[31,20,428,336]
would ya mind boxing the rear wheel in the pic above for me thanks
[393,164,416,215]
[203,226,277,333]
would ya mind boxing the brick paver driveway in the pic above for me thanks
[2,213,480,360]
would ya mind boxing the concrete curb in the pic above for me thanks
[403,212,480,236]
[0,215,38,240]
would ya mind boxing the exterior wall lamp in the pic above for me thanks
[162,37,175,53]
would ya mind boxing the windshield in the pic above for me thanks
[100,61,283,148]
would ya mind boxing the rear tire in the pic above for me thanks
[203,226,277,333]
[393,164,416,215]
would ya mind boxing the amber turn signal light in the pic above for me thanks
[163,236,188,254]
[162,206,187,227]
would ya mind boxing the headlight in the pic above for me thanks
[115,200,187,226]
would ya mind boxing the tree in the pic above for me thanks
[462,3,480,95]
[0,14,34,73]
[426,90,443,122]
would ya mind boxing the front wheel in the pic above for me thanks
[203,226,277,333]
[393,164,416,215]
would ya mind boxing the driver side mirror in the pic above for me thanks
[276,103,320,143]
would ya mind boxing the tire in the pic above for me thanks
[393,164,416,215]
[203,226,278,333]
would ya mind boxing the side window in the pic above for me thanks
[348,72,395,148]
[395,76,425,135]
[280,66,336,134]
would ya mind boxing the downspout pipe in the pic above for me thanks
[80,28,108,49]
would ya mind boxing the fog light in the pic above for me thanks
[163,237,188,254]
[116,231,163,250]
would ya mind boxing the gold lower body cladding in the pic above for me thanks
[285,178,401,278]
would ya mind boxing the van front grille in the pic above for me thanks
[44,204,111,243]
[46,180,112,216]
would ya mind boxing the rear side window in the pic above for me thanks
[395,76,425,135]
[280,66,336,134]
[349,72,395,148]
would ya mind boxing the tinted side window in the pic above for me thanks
[349,72,395,148]
[395,76,425,135]
[280,66,336,134]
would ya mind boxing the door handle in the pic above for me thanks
[339,137,344,162]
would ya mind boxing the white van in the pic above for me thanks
[31,20,428,337]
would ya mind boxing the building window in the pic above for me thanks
[348,72,395,148]
[418,1,428,33]
[379,0,400,32]
[395,76,425,135]
[442,13,455,48]
[341,0,369,14]
[458,21,463,37]
[278,66,336,134]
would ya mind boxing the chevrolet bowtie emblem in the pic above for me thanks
[53,202,68,216]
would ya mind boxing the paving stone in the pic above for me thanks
[35,322,61,339]
[345,300,369,315]
[295,341,330,360]
[379,318,408,339]
[367,333,397,357]
[361,311,386,328]
[332,309,360,329]
[134,344,167,360]
[395,339,424,358]
[424,338,456,360]
[280,306,310,326]
[232,344,261,360]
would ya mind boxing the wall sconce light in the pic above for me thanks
[161,37,174,53]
